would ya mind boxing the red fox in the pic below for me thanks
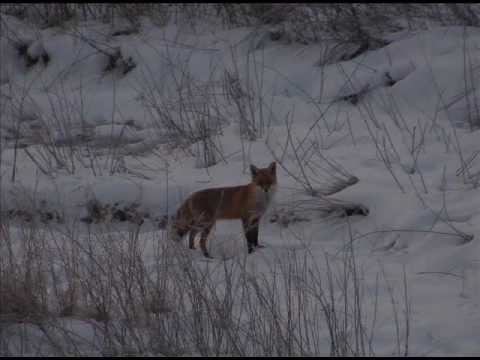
[170,162,277,258]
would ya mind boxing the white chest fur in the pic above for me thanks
[254,184,277,215]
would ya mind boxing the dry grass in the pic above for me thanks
[0,218,409,356]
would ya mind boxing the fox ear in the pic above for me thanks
[268,161,276,174]
[250,164,258,177]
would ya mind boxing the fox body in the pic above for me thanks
[170,162,277,258]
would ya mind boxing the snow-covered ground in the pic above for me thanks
[1,9,480,356]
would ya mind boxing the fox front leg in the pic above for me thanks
[243,217,259,254]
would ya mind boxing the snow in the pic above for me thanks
[1,11,480,356]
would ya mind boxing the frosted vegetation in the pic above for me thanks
[1,4,480,356]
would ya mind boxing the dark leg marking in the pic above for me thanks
[200,224,213,258]
[189,227,198,249]
[243,218,259,254]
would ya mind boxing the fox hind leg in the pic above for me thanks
[189,227,199,249]
[199,224,214,258]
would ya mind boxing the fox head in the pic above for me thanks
[250,162,277,195]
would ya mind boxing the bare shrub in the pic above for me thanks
[0,218,410,356]
[0,222,50,322]
[266,108,359,197]
[271,197,369,228]
[223,42,275,146]
[2,4,480,38]
[135,46,226,168]
[3,76,147,176]
[0,4,168,28]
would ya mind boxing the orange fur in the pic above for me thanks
[171,162,277,258]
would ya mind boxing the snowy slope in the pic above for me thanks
[1,13,480,356]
